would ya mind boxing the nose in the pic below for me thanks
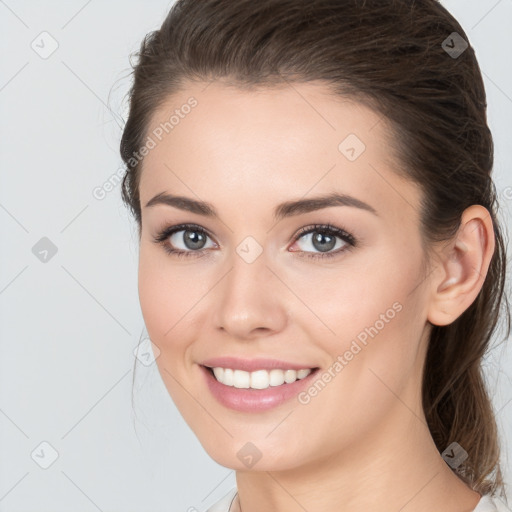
[212,250,289,340]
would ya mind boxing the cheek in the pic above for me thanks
[137,246,212,365]
[137,250,212,433]
[301,296,424,445]
[138,254,166,336]
[306,247,426,377]
[286,254,412,340]
[138,247,186,346]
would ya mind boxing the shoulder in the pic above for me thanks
[473,495,512,512]
[203,488,238,512]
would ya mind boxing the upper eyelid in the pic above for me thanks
[295,224,355,243]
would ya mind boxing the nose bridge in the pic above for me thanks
[221,243,272,311]
[221,231,270,295]
[212,241,287,337]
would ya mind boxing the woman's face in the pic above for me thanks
[137,80,433,471]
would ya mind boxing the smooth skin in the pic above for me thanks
[137,80,493,512]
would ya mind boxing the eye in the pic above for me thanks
[290,223,356,260]
[153,223,217,259]
[153,222,357,260]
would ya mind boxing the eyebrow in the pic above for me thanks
[144,191,378,221]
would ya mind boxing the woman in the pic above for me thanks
[119,1,511,510]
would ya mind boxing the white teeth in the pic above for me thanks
[211,367,313,389]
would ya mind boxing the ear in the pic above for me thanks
[426,205,495,326]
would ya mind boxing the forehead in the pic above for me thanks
[139,80,421,224]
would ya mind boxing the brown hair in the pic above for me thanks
[119,0,511,498]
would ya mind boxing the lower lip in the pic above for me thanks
[200,365,320,412]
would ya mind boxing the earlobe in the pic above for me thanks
[427,206,495,327]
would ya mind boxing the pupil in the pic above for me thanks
[184,230,206,250]
[312,231,335,252]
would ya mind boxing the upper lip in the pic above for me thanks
[200,356,319,372]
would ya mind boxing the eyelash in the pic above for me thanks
[152,223,357,260]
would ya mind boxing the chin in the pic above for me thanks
[199,436,306,473]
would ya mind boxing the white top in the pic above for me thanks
[205,488,512,512]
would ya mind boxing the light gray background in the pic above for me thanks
[0,1,511,511]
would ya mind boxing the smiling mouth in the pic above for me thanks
[202,365,320,390]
